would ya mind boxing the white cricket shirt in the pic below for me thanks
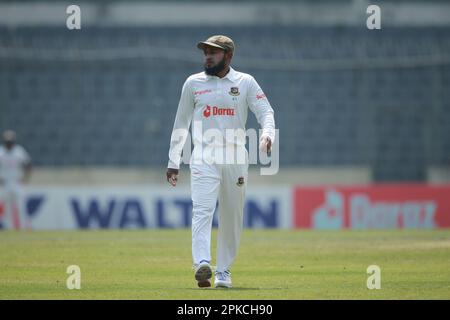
[0,144,31,184]
[168,67,275,169]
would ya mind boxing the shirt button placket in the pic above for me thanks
[217,78,221,97]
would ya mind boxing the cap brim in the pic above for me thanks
[197,41,226,51]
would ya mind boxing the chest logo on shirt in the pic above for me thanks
[229,87,240,96]
[203,105,235,118]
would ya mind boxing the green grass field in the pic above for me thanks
[0,229,449,299]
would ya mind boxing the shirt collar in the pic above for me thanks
[223,66,237,81]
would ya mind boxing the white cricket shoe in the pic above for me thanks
[214,270,232,288]
[194,261,212,288]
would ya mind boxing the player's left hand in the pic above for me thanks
[259,135,272,155]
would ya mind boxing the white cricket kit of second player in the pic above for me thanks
[0,144,31,229]
[168,67,275,272]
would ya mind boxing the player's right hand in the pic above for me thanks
[166,168,179,187]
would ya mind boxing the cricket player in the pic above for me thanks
[0,130,32,230]
[166,35,275,288]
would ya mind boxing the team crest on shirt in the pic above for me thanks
[236,176,245,187]
[229,87,240,96]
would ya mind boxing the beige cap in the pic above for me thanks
[3,130,16,142]
[197,35,235,53]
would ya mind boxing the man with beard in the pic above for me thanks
[166,35,275,288]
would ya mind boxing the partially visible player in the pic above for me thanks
[0,130,32,230]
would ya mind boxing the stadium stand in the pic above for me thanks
[1,25,449,181]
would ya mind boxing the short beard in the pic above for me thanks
[204,57,226,76]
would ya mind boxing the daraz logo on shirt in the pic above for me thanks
[203,105,235,118]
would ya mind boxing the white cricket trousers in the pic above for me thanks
[0,183,27,230]
[190,161,248,273]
